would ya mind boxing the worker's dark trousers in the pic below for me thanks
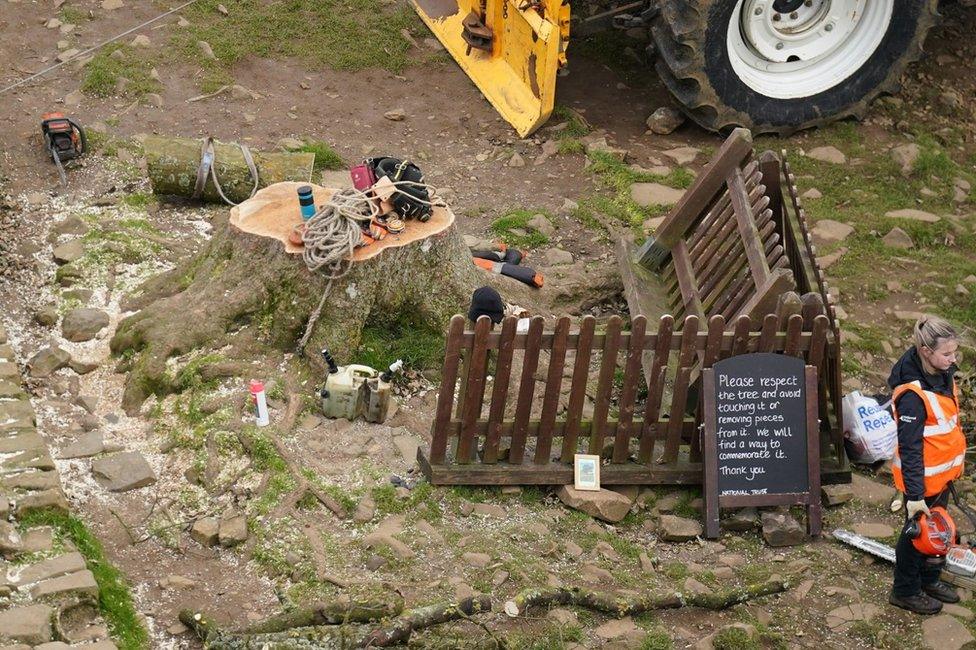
[893,488,949,597]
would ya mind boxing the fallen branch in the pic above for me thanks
[505,579,790,618]
[242,595,404,634]
[361,595,493,647]
[179,595,493,648]
[186,85,230,103]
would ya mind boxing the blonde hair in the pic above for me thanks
[914,315,958,351]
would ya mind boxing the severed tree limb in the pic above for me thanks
[505,579,789,619]
[180,595,493,649]
[242,595,405,634]
[361,595,493,647]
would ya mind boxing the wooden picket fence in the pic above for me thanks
[418,311,835,485]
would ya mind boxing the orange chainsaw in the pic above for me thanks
[41,112,87,185]
[835,486,976,577]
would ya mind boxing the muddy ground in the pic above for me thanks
[1,0,976,648]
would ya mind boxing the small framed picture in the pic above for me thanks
[574,454,601,491]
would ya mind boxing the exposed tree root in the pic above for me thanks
[270,434,345,518]
[505,579,790,618]
[179,595,493,648]
[110,211,477,415]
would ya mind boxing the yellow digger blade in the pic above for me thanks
[412,0,569,138]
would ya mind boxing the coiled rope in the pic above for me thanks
[295,181,444,353]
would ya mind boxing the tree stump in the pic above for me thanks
[111,182,480,414]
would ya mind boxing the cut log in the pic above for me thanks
[144,135,315,204]
[110,183,480,415]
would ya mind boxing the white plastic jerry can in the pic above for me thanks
[364,360,403,423]
[321,363,378,421]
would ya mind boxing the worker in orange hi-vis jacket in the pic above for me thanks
[888,315,964,615]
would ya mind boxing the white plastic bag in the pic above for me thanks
[842,391,898,464]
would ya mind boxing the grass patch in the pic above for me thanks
[713,625,760,650]
[73,218,163,282]
[640,628,674,650]
[913,134,957,181]
[120,192,156,210]
[550,105,591,154]
[82,44,160,97]
[575,150,693,236]
[173,353,223,393]
[173,0,428,91]
[489,209,552,249]
[661,562,689,581]
[737,562,770,584]
[448,485,493,504]
[372,481,433,516]
[18,510,149,650]
[507,624,584,649]
[238,426,296,515]
[672,488,702,519]
[292,140,345,173]
[60,6,89,23]
[302,469,358,514]
[354,307,445,373]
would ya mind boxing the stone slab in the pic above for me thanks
[21,527,55,552]
[17,489,69,514]
[0,430,44,454]
[0,604,54,644]
[922,613,974,650]
[60,431,104,459]
[91,451,156,492]
[3,469,60,491]
[0,380,27,399]
[30,569,99,599]
[16,552,86,586]
[1,446,55,471]
[0,400,35,430]
[0,362,19,380]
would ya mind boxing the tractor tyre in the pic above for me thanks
[652,0,938,134]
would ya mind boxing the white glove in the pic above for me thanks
[906,499,930,519]
[890,491,904,513]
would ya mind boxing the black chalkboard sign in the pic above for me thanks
[703,353,821,539]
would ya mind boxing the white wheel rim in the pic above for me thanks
[727,0,894,99]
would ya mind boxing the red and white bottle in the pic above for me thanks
[250,379,270,427]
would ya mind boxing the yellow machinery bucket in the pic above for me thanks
[412,0,569,138]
